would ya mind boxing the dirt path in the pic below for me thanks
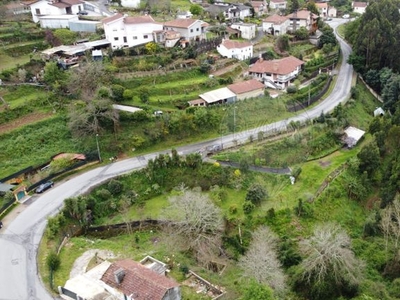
[0,112,53,135]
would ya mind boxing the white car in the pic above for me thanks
[342,14,350,19]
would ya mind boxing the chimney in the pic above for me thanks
[114,268,125,284]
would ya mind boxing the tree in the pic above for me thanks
[294,26,309,40]
[46,251,61,289]
[44,29,61,47]
[145,42,157,55]
[162,187,224,266]
[318,30,337,49]
[138,87,150,103]
[190,4,203,16]
[43,62,68,90]
[276,35,290,52]
[246,183,268,205]
[67,62,107,101]
[240,280,275,300]
[296,223,364,299]
[67,97,119,137]
[357,140,380,178]
[111,84,125,102]
[380,196,400,250]
[53,28,77,45]
[239,226,286,293]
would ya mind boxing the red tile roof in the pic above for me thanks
[101,259,179,300]
[286,9,318,19]
[353,1,367,7]
[270,0,286,3]
[249,56,304,75]
[228,79,264,94]
[221,39,252,49]
[164,18,199,28]
[125,15,158,24]
[316,2,328,8]
[101,13,124,24]
[263,14,288,24]
[251,1,264,8]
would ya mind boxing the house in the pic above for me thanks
[26,0,85,23]
[163,18,207,43]
[5,2,31,16]
[343,126,365,148]
[102,13,163,49]
[352,1,368,14]
[199,87,237,105]
[248,56,304,89]
[373,107,385,117]
[328,6,337,17]
[286,9,318,33]
[205,3,252,21]
[60,258,181,300]
[269,0,287,11]
[230,23,256,40]
[176,10,193,19]
[250,1,268,16]
[316,2,328,17]
[217,39,253,61]
[262,14,289,35]
[120,0,140,8]
[228,79,265,100]
[188,98,207,107]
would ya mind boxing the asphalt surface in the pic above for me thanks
[0,18,352,300]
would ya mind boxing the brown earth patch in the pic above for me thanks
[0,112,53,135]
[366,195,381,210]
[319,160,331,167]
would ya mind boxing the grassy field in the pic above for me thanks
[0,53,32,71]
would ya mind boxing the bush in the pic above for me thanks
[243,201,255,214]
[287,85,298,94]
[107,179,123,195]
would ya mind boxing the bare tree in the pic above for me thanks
[67,98,119,137]
[380,196,400,250]
[300,223,364,287]
[239,226,286,293]
[162,186,224,266]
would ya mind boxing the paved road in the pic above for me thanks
[0,19,352,300]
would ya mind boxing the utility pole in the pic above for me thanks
[233,106,237,139]
[95,134,102,162]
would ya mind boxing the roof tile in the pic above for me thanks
[249,56,304,75]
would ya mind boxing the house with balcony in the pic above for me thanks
[269,0,287,11]
[205,3,252,22]
[230,23,256,40]
[352,1,368,14]
[163,18,207,44]
[262,14,289,35]
[286,9,318,33]
[217,39,253,61]
[102,13,163,49]
[26,0,85,23]
[248,56,304,89]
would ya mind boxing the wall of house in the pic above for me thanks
[236,88,264,100]
[217,45,253,60]
[121,0,140,8]
[30,1,62,23]
[263,22,288,35]
[231,24,256,39]
[164,22,203,41]
[40,16,79,29]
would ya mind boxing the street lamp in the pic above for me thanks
[95,134,102,162]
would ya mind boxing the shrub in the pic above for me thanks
[243,201,255,214]
[287,85,298,93]
[107,179,124,195]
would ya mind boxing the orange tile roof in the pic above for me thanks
[221,39,252,49]
[164,18,199,28]
[101,259,179,300]
[228,79,264,94]
[316,2,328,8]
[263,14,288,24]
[249,56,304,75]
[124,15,158,24]
[353,1,367,7]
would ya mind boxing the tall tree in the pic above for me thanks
[239,226,286,293]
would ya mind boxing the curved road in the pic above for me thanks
[0,19,352,300]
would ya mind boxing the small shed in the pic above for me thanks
[343,126,365,148]
[0,183,16,196]
[374,107,385,117]
[199,87,237,106]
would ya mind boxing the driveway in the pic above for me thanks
[0,19,352,300]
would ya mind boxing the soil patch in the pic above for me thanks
[0,112,53,135]
[319,160,331,167]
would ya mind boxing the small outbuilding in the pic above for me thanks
[373,107,385,117]
[199,87,237,105]
[343,126,365,148]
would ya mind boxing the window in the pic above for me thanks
[114,37,119,41]
[133,36,137,40]
[35,8,40,15]
[113,28,117,32]
[123,36,127,43]
[190,29,193,32]
[143,35,148,39]
[196,28,199,31]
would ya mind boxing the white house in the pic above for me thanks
[269,0,287,11]
[102,13,163,49]
[230,23,256,40]
[120,0,140,8]
[250,1,268,16]
[217,39,253,61]
[315,2,328,17]
[163,18,207,42]
[262,14,289,35]
[205,3,252,21]
[27,0,85,23]
[176,10,193,19]
[352,1,368,14]
[328,6,337,17]
[248,56,304,89]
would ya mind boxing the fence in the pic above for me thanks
[286,77,332,112]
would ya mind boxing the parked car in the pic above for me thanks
[77,10,88,15]
[36,181,54,193]
[0,220,3,229]
[342,14,350,19]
